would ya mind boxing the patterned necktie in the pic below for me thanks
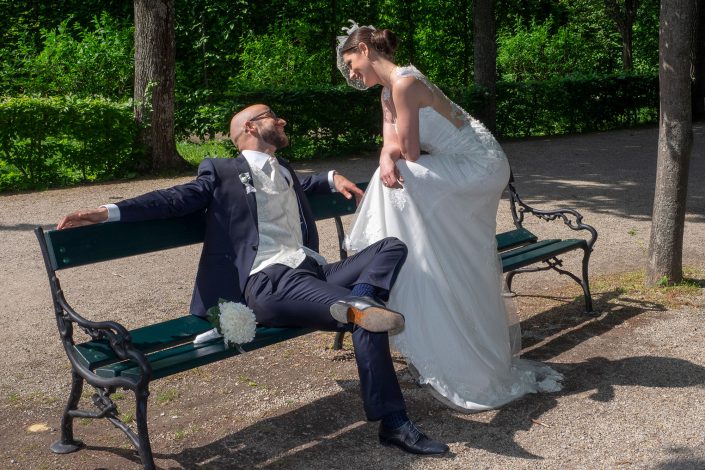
[267,156,289,191]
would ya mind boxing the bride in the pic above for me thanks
[337,22,563,411]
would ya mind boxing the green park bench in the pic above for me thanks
[35,175,596,470]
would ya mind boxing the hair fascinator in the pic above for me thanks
[336,20,375,90]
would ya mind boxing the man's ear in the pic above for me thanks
[243,121,257,136]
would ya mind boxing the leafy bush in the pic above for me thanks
[230,29,329,88]
[498,17,620,81]
[176,86,384,160]
[3,13,133,98]
[175,73,657,160]
[177,139,237,167]
[0,74,657,192]
[0,95,138,191]
[496,73,658,137]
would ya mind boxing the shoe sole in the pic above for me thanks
[330,304,404,333]
[379,436,449,455]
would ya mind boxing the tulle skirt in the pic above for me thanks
[346,153,562,411]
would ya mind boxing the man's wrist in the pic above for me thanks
[328,170,337,192]
[100,204,121,222]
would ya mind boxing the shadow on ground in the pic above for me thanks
[504,123,705,222]
[81,290,705,468]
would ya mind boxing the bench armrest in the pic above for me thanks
[508,182,598,251]
[57,295,152,388]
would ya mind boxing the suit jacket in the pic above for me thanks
[116,155,332,316]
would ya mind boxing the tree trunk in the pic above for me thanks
[473,0,497,133]
[622,23,633,72]
[646,0,696,286]
[134,0,186,172]
[692,0,705,120]
[604,0,639,72]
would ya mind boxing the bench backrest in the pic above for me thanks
[39,189,361,271]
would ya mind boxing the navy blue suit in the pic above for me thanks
[116,155,406,420]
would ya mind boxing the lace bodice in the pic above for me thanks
[383,65,506,160]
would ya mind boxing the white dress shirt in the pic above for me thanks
[102,151,333,274]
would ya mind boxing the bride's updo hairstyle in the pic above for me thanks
[341,26,398,59]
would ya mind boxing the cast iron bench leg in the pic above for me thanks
[506,251,597,316]
[51,371,85,454]
[333,331,345,350]
[580,246,596,316]
[135,387,156,470]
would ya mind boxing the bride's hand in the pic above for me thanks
[379,156,404,189]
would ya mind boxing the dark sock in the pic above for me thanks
[382,410,409,430]
[351,283,376,298]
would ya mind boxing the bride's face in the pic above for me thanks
[343,50,377,88]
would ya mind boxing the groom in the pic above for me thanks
[57,104,448,455]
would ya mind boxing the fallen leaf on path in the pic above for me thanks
[27,423,50,433]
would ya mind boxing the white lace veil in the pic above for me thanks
[336,20,375,90]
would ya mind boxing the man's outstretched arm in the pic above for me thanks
[57,207,109,229]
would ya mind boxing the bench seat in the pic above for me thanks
[94,325,313,381]
[501,238,587,272]
[74,314,214,370]
[496,227,538,251]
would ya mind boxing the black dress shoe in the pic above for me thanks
[330,296,404,333]
[378,420,449,455]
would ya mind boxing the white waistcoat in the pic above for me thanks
[249,159,324,275]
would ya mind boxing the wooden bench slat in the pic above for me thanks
[74,315,213,370]
[307,182,368,221]
[307,192,358,221]
[45,186,370,271]
[46,212,207,270]
[501,239,587,272]
[96,326,313,380]
[496,228,538,252]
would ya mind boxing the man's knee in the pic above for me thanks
[380,237,408,264]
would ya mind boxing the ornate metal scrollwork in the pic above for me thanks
[508,182,598,251]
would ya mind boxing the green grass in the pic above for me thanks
[238,375,258,387]
[592,267,705,308]
[120,411,134,424]
[176,139,236,166]
[156,388,180,405]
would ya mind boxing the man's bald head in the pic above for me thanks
[229,103,288,153]
[229,104,271,148]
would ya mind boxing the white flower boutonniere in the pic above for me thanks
[206,298,257,352]
[239,172,256,194]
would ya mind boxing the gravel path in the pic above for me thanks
[1,123,704,469]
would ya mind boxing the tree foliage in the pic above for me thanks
[0,0,665,191]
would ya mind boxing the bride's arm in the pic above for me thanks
[379,94,404,188]
[392,77,431,163]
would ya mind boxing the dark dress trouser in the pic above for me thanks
[244,237,408,421]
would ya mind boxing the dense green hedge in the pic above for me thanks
[496,74,659,137]
[0,73,658,192]
[0,96,138,191]
[176,86,385,160]
[177,73,658,157]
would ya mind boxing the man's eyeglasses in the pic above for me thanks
[248,109,277,122]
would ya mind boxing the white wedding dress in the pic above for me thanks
[346,66,562,411]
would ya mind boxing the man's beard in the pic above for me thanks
[261,126,289,149]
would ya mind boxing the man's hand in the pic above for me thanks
[57,207,109,230]
[333,173,365,205]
